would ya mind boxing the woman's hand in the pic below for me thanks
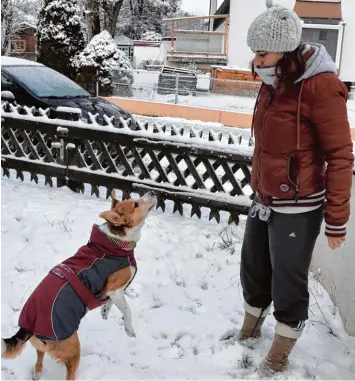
[327,236,345,250]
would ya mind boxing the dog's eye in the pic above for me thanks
[134,201,139,208]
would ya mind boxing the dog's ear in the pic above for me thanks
[99,210,123,226]
[111,189,119,210]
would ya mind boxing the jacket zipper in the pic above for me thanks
[287,154,299,202]
[256,89,275,203]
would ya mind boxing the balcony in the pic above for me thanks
[163,14,229,69]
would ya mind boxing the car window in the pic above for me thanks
[1,73,15,91]
[3,66,90,98]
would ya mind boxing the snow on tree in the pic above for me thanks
[72,30,134,97]
[117,0,181,40]
[141,31,162,42]
[37,0,85,79]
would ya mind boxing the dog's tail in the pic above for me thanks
[2,328,33,359]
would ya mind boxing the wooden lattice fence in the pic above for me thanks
[1,103,254,224]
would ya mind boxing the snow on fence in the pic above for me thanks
[1,103,254,224]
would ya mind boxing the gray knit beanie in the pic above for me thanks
[247,0,302,52]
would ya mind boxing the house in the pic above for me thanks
[163,0,354,83]
[114,34,134,64]
[114,34,164,69]
[162,0,229,72]
[225,0,354,83]
[133,40,162,69]
[10,22,37,61]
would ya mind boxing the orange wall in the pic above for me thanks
[103,97,253,128]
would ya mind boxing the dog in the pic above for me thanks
[1,190,156,380]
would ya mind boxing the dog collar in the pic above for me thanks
[106,235,136,250]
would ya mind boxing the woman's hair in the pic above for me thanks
[252,44,307,89]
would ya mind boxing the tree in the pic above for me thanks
[116,0,182,40]
[85,0,101,43]
[37,0,86,79]
[72,30,134,96]
[141,31,162,41]
[102,0,125,37]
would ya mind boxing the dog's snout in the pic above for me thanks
[142,191,156,198]
[141,191,157,207]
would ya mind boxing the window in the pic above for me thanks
[319,30,328,41]
[117,45,134,62]
[4,66,90,98]
[11,40,26,52]
[1,73,15,92]
[301,27,338,61]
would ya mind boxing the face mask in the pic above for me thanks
[254,65,278,87]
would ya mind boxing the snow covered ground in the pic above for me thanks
[2,176,355,380]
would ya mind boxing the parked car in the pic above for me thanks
[1,56,137,129]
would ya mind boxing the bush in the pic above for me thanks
[72,30,134,97]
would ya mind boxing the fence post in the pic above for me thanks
[151,84,156,101]
[96,68,99,97]
[175,74,179,104]
[56,135,67,189]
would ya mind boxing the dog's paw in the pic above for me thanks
[101,305,110,320]
[125,327,136,338]
[32,369,42,381]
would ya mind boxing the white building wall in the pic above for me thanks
[312,177,355,336]
[133,45,162,69]
[338,0,355,82]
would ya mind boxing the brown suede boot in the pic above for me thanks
[238,311,266,341]
[261,333,297,374]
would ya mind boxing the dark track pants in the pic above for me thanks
[240,200,324,338]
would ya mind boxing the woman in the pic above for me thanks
[239,0,354,375]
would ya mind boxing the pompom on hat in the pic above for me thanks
[247,0,303,53]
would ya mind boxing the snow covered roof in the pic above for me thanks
[17,11,37,30]
[1,56,43,67]
[114,34,133,46]
[18,21,37,30]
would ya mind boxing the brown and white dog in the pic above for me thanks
[1,190,156,380]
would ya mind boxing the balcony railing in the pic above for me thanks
[163,14,229,57]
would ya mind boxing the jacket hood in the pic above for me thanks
[295,43,337,83]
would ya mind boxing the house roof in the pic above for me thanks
[213,0,230,30]
[294,1,342,20]
[114,34,133,46]
[133,41,160,47]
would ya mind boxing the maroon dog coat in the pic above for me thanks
[18,224,137,341]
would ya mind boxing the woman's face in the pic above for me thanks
[253,51,284,68]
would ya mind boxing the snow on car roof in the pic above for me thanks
[1,56,44,67]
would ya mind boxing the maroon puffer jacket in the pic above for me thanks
[251,70,353,237]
